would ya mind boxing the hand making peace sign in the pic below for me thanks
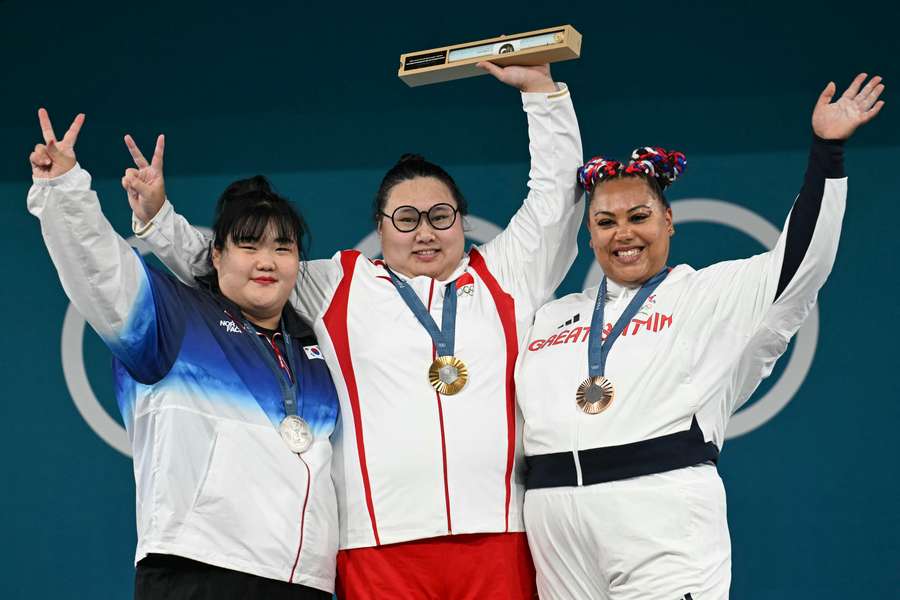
[29,108,84,179]
[122,134,167,224]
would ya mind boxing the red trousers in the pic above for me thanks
[336,532,537,599]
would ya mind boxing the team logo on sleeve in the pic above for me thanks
[303,345,325,360]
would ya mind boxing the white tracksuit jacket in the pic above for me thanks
[137,85,584,549]
[29,167,341,591]
[516,137,846,599]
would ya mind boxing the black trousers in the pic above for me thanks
[134,554,332,600]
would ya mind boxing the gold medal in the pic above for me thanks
[429,356,468,395]
[575,376,614,414]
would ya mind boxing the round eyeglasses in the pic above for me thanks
[381,203,459,233]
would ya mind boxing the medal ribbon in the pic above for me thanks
[241,318,302,418]
[588,268,669,377]
[385,267,458,358]
[261,333,293,384]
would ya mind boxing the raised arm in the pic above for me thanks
[768,74,882,325]
[687,74,884,411]
[28,110,180,382]
[124,137,341,321]
[121,134,214,286]
[473,62,584,313]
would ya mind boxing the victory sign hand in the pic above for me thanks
[30,108,84,179]
[122,134,166,224]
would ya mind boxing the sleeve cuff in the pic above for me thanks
[810,134,846,179]
[32,164,89,188]
[522,82,570,107]
[133,198,173,238]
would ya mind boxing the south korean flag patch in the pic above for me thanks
[303,345,325,360]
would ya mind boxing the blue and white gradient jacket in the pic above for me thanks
[28,166,340,593]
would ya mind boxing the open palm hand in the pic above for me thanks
[812,73,885,140]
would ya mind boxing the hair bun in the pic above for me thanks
[216,175,277,211]
[626,147,686,189]
[577,156,624,193]
[398,153,426,164]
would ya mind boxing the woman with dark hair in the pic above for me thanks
[28,110,339,599]
[516,73,884,599]
[128,61,583,598]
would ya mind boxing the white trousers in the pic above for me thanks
[524,464,731,600]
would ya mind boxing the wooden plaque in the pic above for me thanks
[398,25,582,87]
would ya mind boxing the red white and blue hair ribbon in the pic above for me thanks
[578,147,687,193]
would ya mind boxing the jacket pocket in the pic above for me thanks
[185,420,312,566]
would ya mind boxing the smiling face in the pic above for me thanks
[378,176,465,281]
[212,224,300,329]
[587,177,673,286]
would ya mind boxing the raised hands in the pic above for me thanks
[122,134,166,223]
[476,62,556,94]
[813,73,885,140]
[30,108,84,179]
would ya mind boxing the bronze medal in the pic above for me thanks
[429,356,468,395]
[575,376,615,414]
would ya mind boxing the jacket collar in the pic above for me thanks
[202,284,314,339]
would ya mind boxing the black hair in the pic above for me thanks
[372,154,467,225]
[198,175,309,293]
[592,172,670,208]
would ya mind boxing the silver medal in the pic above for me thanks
[279,415,313,454]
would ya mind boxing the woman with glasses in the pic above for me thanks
[126,61,582,598]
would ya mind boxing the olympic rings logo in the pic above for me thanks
[61,203,815,456]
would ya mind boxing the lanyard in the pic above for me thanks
[241,317,302,418]
[385,267,458,357]
[588,268,669,377]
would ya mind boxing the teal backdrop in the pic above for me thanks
[1,2,897,598]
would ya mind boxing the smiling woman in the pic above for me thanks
[515,73,884,599]
[27,111,339,599]
[134,61,584,599]
[583,148,684,286]
[373,154,467,281]
[201,176,306,330]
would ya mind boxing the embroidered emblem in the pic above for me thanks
[456,273,475,298]
[303,345,325,360]
[637,294,658,318]
[219,320,242,334]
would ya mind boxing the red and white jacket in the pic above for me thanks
[138,85,583,549]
